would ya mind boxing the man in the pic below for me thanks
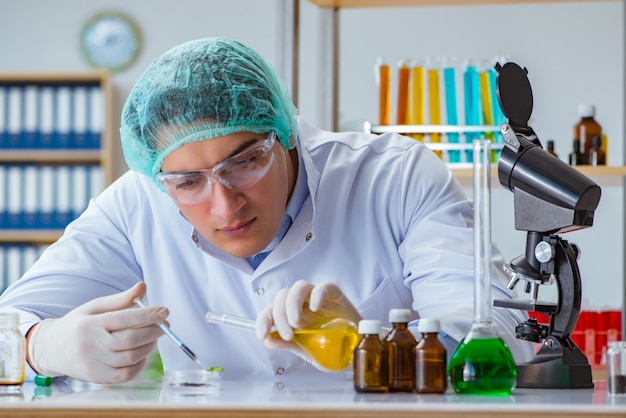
[0,37,533,384]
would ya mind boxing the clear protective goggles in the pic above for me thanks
[156,131,276,204]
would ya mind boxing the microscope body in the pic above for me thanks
[493,62,601,389]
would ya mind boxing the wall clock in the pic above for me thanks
[80,11,142,72]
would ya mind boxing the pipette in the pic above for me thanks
[134,297,206,369]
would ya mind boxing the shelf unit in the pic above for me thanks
[301,0,621,132]
[302,0,626,352]
[0,72,113,287]
[364,122,626,180]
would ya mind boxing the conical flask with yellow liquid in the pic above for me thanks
[205,311,359,371]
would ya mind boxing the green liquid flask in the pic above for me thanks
[448,140,517,395]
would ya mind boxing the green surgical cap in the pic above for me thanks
[120,37,298,180]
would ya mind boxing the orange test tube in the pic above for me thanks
[376,57,391,126]
[396,60,410,125]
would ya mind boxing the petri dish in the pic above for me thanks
[162,370,221,392]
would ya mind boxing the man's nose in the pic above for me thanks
[209,179,245,217]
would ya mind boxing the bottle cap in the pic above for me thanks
[388,308,412,323]
[578,103,595,118]
[418,318,441,334]
[34,374,53,387]
[358,319,382,335]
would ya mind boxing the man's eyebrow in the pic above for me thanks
[226,138,260,159]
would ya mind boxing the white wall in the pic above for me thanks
[0,0,623,309]
[0,0,282,177]
[298,0,625,311]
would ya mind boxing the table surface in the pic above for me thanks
[1,379,625,418]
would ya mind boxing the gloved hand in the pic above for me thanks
[27,282,167,384]
[256,280,362,370]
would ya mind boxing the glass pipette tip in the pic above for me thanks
[205,311,257,331]
[134,297,206,369]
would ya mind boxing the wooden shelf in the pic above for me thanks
[0,71,114,250]
[451,165,626,179]
[308,0,618,8]
[0,230,63,244]
[0,149,104,164]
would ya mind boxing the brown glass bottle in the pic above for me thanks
[574,104,602,164]
[589,135,606,166]
[568,139,584,166]
[353,320,388,393]
[546,140,559,159]
[383,309,417,392]
[414,318,447,394]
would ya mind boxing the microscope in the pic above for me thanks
[492,62,602,389]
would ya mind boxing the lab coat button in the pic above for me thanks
[256,287,265,296]
[305,232,312,241]
[276,367,286,376]
[192,235,199,243]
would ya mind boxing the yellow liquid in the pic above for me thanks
[409,66,426,141]
[427,68,442,158]
[270,318,359,371]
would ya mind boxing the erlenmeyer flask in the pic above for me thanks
[448,139,517,395]
[205,311,359,371]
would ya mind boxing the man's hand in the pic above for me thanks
[27,282,166,384]
[256,280,362,370]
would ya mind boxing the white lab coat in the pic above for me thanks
[0,119,533,383]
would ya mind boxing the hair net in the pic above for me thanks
[120,37,298,181]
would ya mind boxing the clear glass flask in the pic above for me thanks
[447,139,517,395]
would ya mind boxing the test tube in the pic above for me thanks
[396,59,410,125]
[443,57,460,163]
[409,58,426,141]
[427,57,442,159]
[376,57,391,126]
[463,59,481,162]
[478,60,496,161]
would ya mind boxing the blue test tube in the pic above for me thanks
[443,59,460,163]
[463,61,482,163]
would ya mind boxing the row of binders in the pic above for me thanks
[0,83,104,149]
[0,244,49,292]
[0,164,104,229]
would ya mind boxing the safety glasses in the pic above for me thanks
[156,131,276,204]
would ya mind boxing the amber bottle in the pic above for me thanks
[574,104,602,164]
[546,140,559,159]
[568,139,584,166]
[589,135,606,166]
[353,320,388,393]
[383,309,417,392]
[414,318,447,394]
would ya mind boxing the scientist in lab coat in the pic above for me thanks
[0,37,534,384]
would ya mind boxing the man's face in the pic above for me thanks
[160,131,296,258]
